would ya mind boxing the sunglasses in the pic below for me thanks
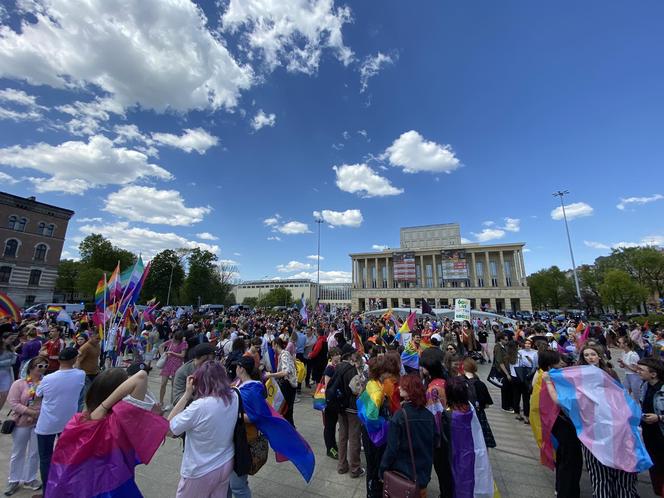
[36,364,48,369]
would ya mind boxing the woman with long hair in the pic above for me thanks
[577,344,620,381]
[265,338,298,427]
[463,357,495,448]
[169,361,238,498]
[4,355,46,496]
[617,336,641,401]
[509,338,538,424]
[0,332,17,416]
[159,329,188,409]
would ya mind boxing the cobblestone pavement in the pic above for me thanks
[0,358,655,498]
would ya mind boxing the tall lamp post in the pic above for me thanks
[553,190,582,302]
[166,262,175,306]
[315,216,324,305]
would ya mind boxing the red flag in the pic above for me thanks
[351,323,364,355]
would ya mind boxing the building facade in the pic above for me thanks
[318,283,352,308]
[234,279,353,308]
[350,224,532,313]
[0,192,74,307]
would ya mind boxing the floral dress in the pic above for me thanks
[160,340,187,377]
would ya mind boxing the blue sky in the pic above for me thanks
[0,0,662,282]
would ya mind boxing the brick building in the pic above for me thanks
[0,192,74,307]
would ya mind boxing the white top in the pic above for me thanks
[35,368,86,435]
[509,349,538,377]
[622,350,640,374]
[169,394,239,478]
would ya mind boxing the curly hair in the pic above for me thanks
[399,373,426,408]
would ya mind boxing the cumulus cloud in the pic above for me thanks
[276,221,311,234]
[584,240,610,250]
[307,255,324,260]
[0,88,46,122]
[383,130,461,174]
[359,52,395,92]
[550,202,594,221]
[221,0,353,74]
[251,110,276,131]
[333,163,403,197]
[151,128,219,154]
[0,0,253,113]
[197,232,219,241]
[76,217,103,223]
[277,260,313,272]
[472,228,505,242]
[502,217,520,232]
[104,186,211,226]
[482,221,494,227]
[56,97,124,135]
[372,244,388,251]
[263,215,281,226]
[313,209,363,227]
[78,221,219,258]
[289,270,351,283]
[616,194,663,211]
[586,235,664,250]
[267,236,281,241]
[0,135,172,194]
[0,171,18,184]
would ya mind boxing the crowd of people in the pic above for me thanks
[0,305,662,498]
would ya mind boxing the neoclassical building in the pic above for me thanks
[0,192,74,307]
[350,224,532,313]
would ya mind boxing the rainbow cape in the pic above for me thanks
[313,382,326,411]
[529,370,558,469]
[356,380,389,446]
[46,400,168,497]
[0,291,21,322]
[548,365,652,473]
[239,381,315,482]
[400,339,421,370]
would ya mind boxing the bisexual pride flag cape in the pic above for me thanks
[239,380,315,482]
[356,380,389,446]
[548,365,652,473]
[46,400,169,498]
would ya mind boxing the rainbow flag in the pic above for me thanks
[0,292,21,322]
[47,305,62,313]
[351,322,364,354]
[94,276,105,310]
[356,380,389,446]
[394,311,416,344]
[529,370,559,469]
[548,365,652,473]
[313,382,326,411]
[106,263,122,304]
[46,400,168,497]
[401,339,420,370]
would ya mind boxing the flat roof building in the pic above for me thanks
[234,279,352,308]
[350,224,532,313]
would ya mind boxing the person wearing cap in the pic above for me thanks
[34,346,85,489]
[172,344,216,406]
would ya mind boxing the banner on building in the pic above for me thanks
[441,250,468,280]
[393,252,416,282]
[454,298,471,322]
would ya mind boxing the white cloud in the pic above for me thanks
[197,232,219,241]
[251,110,276,131]
[612,241,640,249]
[502,217,520,232]
[113,124,147,144]
[78,221,219,258]
[307,255,324,260]
[616,194,663,211]
[221,0,353,75]
[289,270,351,283]
[472,228,505,242]
[482,221,494,227]
[233,252,242,256]
[219,259,239,266]
[263,215,281,226]
[372,244,388,251]
[460,237,472,244]
[0,0,253,113]
[359,52,395,92]
[313,209,363,227]
[550,202,594,221]
[76,217,103,223]
[267,236,281,241]
[0,135,172,194]
[584,240,610,250]
[383,130,461,174]
[104,186,211,226]
[0,88,42,108]
[642,235,664,246]
[276,221,311,234]
[523,248,531,253]
[0,106,42,121]
[151,128,218,154]
[0,88,46,121]
[56,97,124,135]
[0,171,18,184]
[357,129,369,140]
[277,260,313,272]
[333,163,403,197]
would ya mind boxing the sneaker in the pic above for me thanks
[4,482,19,496]
[293,397,301,404]
[338,468,349,475]
[23,481,42,491]
[327,448,339,460]
[350,468,366,478]
[501,408,514,413]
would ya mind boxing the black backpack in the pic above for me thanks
[325,362,353,412]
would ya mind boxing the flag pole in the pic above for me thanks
[102,271,107,345]
[111,256,140,331]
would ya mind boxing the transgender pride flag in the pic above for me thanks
[548,365,652,473]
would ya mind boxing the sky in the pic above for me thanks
[0,0,662,283]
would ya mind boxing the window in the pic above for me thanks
[38,222,46,234]
[425,264,433,288]
[34,244,47,262]
[3,240,18,258]
[475,261,484,287]
[415,264,421,287]
[504,260,512,287]
[0,266,11,283]
[28,269,41,286]
[46,223,54,236]
[437,263,443,287]
[371,266,377,288]
[7,216,17,230]
[24,295,35,306]
[381,266,388,288]
[16,218,26,232]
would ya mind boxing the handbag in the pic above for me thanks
[383,406,419,498]
[1,411,15,435]
[232,388,252,477]
[247,432,269,476]
[514,366,534,384]
[155,354,167,369]
[487,365,505,388]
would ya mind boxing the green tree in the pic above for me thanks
[223,293,236,307]
[599,269,648,314]
[578,264,604,315]
[242,297,259,307]
[141,250,186,306]
[76,266,105,299]
[603,247,664,311]
[259,287,293,308]
[55,260,81,299]
[527,266,576,309]
[183,249,222,305]
[79,234,135,271]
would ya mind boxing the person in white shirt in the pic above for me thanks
[617,336,642,401]
[34,347,85,488]
[168,360,238,498]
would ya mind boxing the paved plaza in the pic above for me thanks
[0,360,655,498]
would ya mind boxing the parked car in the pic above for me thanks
[23,302,84,319]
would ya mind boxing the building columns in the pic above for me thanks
[386,256,393,289]
[432,253,438,288]
[484,252,491,286]
[499,250,507,287]
[470,252,477,287]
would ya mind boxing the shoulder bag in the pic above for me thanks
[1,410,15,435]
[232,388,269,476]
[383,406,420,498]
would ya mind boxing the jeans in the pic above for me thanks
[37,433,58,493]
[337,411,361,474]
[9,426,39,484]
[227,471,251,498]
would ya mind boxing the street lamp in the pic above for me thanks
[166,262,175,306]
[315,216,324,305]
[553,190,582,302]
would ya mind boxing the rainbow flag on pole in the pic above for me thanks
[394,311,416,344]
[94,276,105,310]
[0,292,21,322]
[401,339,421,370]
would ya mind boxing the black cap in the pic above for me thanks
[191,343,215,359]
[233,355,255,373]
[59,347,78,361]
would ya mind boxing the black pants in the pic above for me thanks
[511,377,530,416]
[361,427,386,498]
[37,433,58,495]
[500,377,513,411]
[280,379,296,427]
[552,416,582,498]
[323,407,338,452]
[433,442,454,498]
[304,358,313,386]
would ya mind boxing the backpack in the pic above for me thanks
[325,362,354,412]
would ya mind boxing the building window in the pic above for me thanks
[0,266,11,283]
[38,222,46,234]
[504,260,512,287]
[28,269,41,286]
[436,263,443,287]
[7,216,17,230]
[46,224,55,237]
[425,264,433,288]
[34,244,47,262]
[381,266,388,288]
[415,264,421,287]
[362,266,367,288]
[16,218,27,232]
[3,239,18,258]
[371,266,377,288]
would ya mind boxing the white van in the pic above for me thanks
[23,302,85,318]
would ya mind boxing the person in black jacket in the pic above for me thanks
[380,373,435,494]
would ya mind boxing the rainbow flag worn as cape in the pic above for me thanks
[356,380,389,446]
[401,340,421,370]
[394,311,416,344]
[548,365,652,473]
[450,406,498,498]
[529,370,559,469]
[46,400,168,498]
[239,381,315,482]
[0,291,21,322]
[313,382,326,411]
[351,323,364,354]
